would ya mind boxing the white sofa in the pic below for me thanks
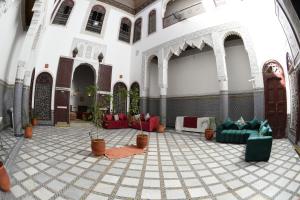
[175,116,216,133]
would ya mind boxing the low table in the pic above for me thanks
[175,116,216,133]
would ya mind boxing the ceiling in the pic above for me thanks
[97,0,157,14]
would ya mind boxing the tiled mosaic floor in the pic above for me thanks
[0,128,19,162]
[1,125,300,200]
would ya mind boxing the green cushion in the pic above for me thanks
[259,120,268,130]
[238,123,251,130]
[259,126,269,136]
[248,118,260,130]
[223,118,239,130]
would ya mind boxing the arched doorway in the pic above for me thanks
[130,82,140,115]
[70,64,95,121]
[34,72,53,122]
[113,82,127,114]
[263,60,287,139]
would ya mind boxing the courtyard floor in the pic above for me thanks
[0,124,300,200]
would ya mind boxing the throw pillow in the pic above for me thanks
[114,114,119,121]
[119,113,126,120]
[145,113,150,121]
[134,114,140,120]
[235,116,246,130]
[248,118,260,130]
[223,118,239,130]
[259,126,269,136]
[260,120,268,129]
[106,114,113,121]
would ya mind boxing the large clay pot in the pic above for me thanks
[205,129,214,140]
[91,139,105,156]
[31,118,38,126]
[157,124,165,133]
[0,161,10,192]
[136,134,148,149]
[24,126,33,139]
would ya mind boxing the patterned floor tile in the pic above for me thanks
[0,126,299,200]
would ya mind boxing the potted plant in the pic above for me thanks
[86,85,107,156]
[129,88,149,149]
[24,123,33,139]
[0,161,10,192]
[31,113,38,126]
[205,118,215,140]
[136,117,149,149]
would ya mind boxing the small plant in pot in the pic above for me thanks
[136,117,148,149]
[205,118,215,140]
[0,161,10,192]
[86,85,107,156]
[31,113,38,126]
[24,123,33,139]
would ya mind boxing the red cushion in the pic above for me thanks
[106,114,113,121]
[140,113,145,121]
[119,113,127,120]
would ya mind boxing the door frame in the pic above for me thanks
[263,59,287,139]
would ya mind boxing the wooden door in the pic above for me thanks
[54,57,74,124]
[54,90,70,124]
[263,60,287,139]
[265,77,287,138]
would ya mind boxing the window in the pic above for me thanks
[119,17,132,43]
[86,5,106,34]
[52,0,74,25]
[148,9,156,35]
[133,18,142,43]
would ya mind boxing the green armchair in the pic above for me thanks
[216,118,273,162]
[245,136,273,162]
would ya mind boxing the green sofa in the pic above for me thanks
[216,118,273,162]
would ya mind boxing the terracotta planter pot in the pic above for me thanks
[157,124,165,133]
[136,134,148,149]
[24,126,33,139]
[0,161,10,192]
[205,129,214,140]
[91,139,105,156]
[31,118,38,126]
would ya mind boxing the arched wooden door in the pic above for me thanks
[113,82,127,114]
[34,72,53,122]
[263,60,287,139]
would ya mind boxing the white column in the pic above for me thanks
[159,59,168,125]
[212,33,229,122]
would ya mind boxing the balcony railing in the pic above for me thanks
[163,2,205,28]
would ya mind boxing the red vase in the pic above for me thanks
[0,161,10,192]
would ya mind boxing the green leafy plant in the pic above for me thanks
[85,85,110,140]
[129,87,140,116]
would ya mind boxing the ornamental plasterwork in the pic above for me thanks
[71,38,107,62]
[141,22,260,92]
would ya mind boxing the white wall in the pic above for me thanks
[225,39,253,92]
[167,48,219,97]
[0,1,26,84]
